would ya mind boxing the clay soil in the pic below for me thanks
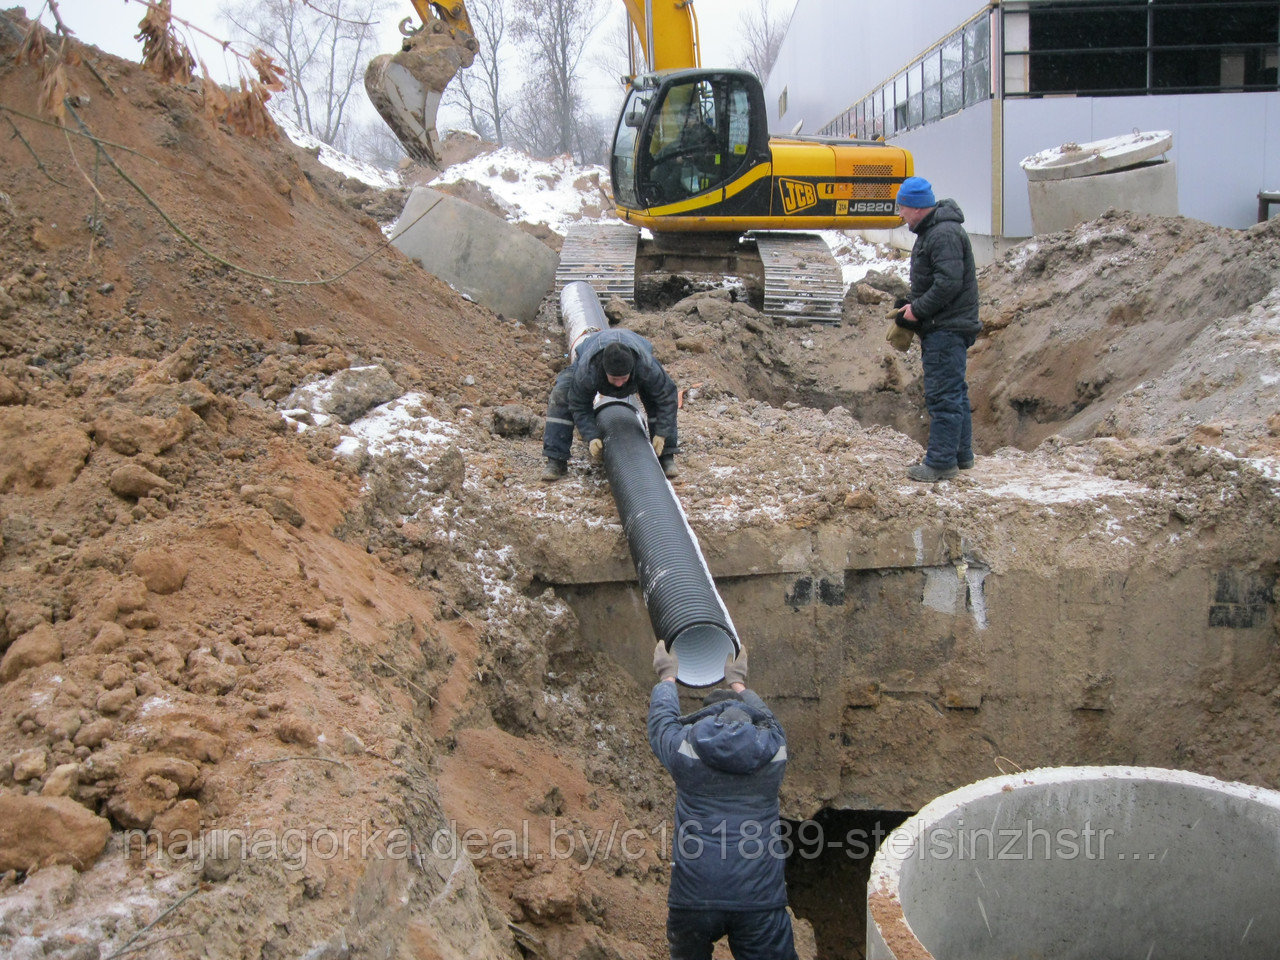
[2,11,1280,960]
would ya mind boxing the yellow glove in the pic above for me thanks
[886,322,914,353]
[652,435,665,457]
[724,647,749,686]
[589,438,603,459]
[653,640,679,681]
[885,304,907,321]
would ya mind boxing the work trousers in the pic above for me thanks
[920,329,974,470]
[666,906,798,960]
[542,367,579,462]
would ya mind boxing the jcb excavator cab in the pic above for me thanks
[612,69,770,213]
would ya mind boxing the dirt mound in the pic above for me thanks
[972,210,1280,452]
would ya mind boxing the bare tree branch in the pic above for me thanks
[735,0,787,83]
[219,0,390,150]
[444,0,511,145]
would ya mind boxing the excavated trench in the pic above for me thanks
[785,809,911,959]
[522,452,1277,959]
[515,224,1280,955]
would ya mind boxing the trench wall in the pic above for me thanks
[529,514,1278,816]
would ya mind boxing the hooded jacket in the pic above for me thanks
[907,198,982,338]
[568,329,678,445]
[647,682,789,911]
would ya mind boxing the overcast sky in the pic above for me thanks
[39,0,794,134]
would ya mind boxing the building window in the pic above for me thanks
[963,15,991,105]
[822,9,993,139]
[1003,0,1280,97]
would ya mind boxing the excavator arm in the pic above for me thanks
[367,1,701,165]
[617,0,700,77]
[364,1,480,166]
[405,0,473,38]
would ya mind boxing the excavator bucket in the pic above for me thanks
[365,22,476,167]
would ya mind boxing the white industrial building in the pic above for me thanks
[762,0,1280,255]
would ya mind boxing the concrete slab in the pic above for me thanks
[1021,130,1174,182]
[390,186,558,322]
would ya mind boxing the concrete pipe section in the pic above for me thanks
[867,765,1280,959]
[559,282,741,687]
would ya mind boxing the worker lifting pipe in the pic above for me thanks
[558,282,740,686]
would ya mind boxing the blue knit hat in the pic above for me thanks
[896,176,936,208]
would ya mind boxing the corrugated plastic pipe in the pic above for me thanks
[559,282,740,687]
[560,279,603,362]
[596,401,740,686]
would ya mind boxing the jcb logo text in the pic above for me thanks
[779,179,818,214]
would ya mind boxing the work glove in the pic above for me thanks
[589,438,603,459]
[723,646,749,687]
[886,322,915,353]
[651,435,665,457]
[653,640,679,682]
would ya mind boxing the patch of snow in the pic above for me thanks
[979,473,1143,504]
[341,392,458,459]
[270,109,401,190]
[436,148,612,236]
[821,230,909,289]
[138,695,173,715]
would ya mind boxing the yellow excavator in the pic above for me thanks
[366,1,914,322]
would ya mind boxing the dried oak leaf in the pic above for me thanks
[135,0,195,84]
[248,49,286,93]
[198,72,231,121]
[16,17,48,65]
[221,78,279,140]
[38,63,70,124]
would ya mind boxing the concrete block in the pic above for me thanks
[390,186,558,322]
[1027,161,1178,235]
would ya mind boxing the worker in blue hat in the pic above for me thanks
[890,176,983,482]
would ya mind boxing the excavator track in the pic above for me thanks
[555,223,640,304]
[754,233,845,324]
[555,225,846,325]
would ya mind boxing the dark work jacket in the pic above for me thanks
[569,329,678,444]
[647,682,789,911]
[907,198,982,338]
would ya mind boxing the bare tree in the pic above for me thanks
[349,117,407,168]
[445,0,511,145]
[736,0,788,82]
[220,0,390,150]
[510,0,602,157]
[503,72,565,159]
[572,108,614,167]
[587,6,632,90]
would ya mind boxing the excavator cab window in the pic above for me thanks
[646,79,725,205]
[612,88,650,209]
[612,72,765,212]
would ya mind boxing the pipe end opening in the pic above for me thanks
[671,625,739,688]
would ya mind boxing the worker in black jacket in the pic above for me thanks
[648,643,798,960]
[891,176,983,482]
[541,328,679,481]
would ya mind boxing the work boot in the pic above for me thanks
[540,458,567,482]
[659,454,679,479]
[958,456,975,470]
[907,462,958,482]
